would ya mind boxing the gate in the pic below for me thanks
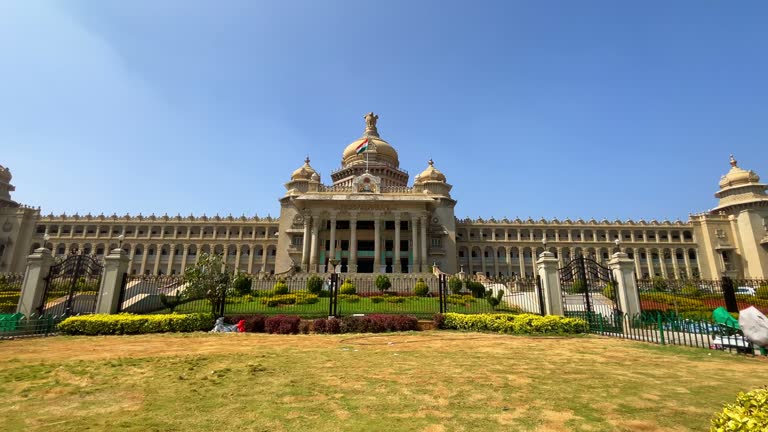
[37,253,103,316]
[559,255,622,330]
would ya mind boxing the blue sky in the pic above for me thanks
[2,1,766,221]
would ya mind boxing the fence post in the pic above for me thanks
[95,248,130,314]
[438,274,446,314]
[720,276,739,314]
[608,252,641,316]
[17,248,55,316]
[536,251,563,316]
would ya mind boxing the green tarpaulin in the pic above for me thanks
[712,307,739,329]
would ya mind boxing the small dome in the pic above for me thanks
[414,159,446,184]
[291,157,318,181]
[719,155,760,188]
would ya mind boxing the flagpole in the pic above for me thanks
[365,134,370,173]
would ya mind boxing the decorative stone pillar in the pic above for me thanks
[140,245,149,275]
[411,216,419,273]
[671,249,680,279]
[95,248,130,314]
[536,251,563,316]
[683,251,692,278]
[247,245,255,273]
[608,252,641,318]
[180,245,189,273]
[234,245,242,273]
[349,217,358,273]
[301,218,310,272]
[17,248,55,316]
[166,245,176,275]
[329,214,337,270]
[420,215,428,273]
[152,245,162,275]
[493,247,499,277]
[393,213,401,273]
[309,216,319,273]
[373,216,382,273]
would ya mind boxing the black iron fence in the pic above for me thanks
[116,273,543,319]
[0,273,24,314]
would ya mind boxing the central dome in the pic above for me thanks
[341,112,400,168]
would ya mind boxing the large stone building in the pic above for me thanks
[1,114,766,279]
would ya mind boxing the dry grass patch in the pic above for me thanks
[0,332,765,431]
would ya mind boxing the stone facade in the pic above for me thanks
[1,117,766,279]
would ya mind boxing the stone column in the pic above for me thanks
[17,248,55,316]
[373,216,382,272]
[152,245,162,275]
[647,250,655,277]
[140,245,149,275]
[633,249,642,278]
[349,216,358,273]
[420,215,428,273]
[518,252,525,278]
[507,249,513,276]
[261,246,268,273]
[95,248,130,314]
[301,218,310,272]
[659,249,668,278]
[536,251,563,316]
[180,245,189,272]
[493,247,499,277]
[166,245,176,275]
[329,214,337,270]
[671,249,680,279]
[128,244,136,274]
[394,213,401,273]
[608,252,641,317]
[234,245,242,272]
[411,216,419,273]
[309,216,319,273]
[683,250,692,278]
[248,245,255,273]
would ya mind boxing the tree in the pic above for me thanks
[232,272,253,296]
[183,253,231,316]
[375,275,392,293]
[414,278,429,296]
[306,275,324,295]
[485,289,504,310]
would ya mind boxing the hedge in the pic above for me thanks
[58,313,215,335]
[434,313,587,335]
[313,314,418,334]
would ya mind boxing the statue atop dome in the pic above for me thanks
[364,112,379,135]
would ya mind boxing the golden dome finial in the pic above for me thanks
[428,159,434,167]
[305,156,310,165]
[730,154,738,167]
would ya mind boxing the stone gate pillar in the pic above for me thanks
[95,248,130,314]
[17,248,55,316]
[608,252,641,317]
[536,251,563,316]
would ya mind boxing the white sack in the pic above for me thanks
[738,306,768,347]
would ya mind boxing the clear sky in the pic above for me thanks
[2,1,766,221]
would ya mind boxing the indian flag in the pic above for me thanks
[355,138,369,154]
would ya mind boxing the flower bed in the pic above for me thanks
[434,313,587,335]
[58,313,215,335]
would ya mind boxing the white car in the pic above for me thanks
[735,286,756,296]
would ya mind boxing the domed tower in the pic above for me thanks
[331,112,409,187]
[284,157,321,195]
[0,165,18,207]
[712,155,768,212]
[414,159,453,196]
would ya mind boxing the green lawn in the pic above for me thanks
[1,332,765,431]
[170,296,516,318]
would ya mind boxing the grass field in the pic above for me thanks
[0,332,765,431]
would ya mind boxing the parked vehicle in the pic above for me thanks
[735,286,756,296]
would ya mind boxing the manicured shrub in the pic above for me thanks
[306,276,324,295]
[437,313,587,335]
[338,294,360,303]
[466,280,486,298]
[232,273,253,296]
[313,317,342,334]
[756,284,768,300]
[414,278,430,297]
[264,315,301,334]
[447,294,476,305]
[652,276,669,292]
[340,314,419,333]
[260,293,319,307]
[272,279,289,295]
[680,284,701,298]
[710,387,768,431]
[385,296,405,303]
[433,313,446,329]
[375,275,392,293]
[339,278,356,295]
[58,313,215,335]
[602,282,615,300]
[448,276,463,294]
[485,289,504,310]
[299,321,311,334]
[224,314,265,333]
[370,296,385,304]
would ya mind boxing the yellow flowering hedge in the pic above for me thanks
[58,313,215,335]
[438,313,587,335]
[711,387,768,431]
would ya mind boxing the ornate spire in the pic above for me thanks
[730,154,738,168]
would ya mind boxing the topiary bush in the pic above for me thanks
[466,280,486,298]
[485,289,504,310]
[306,276,324,295]
[710,387,768,431]
[375,275,392,293]
[681,284,702,298]
[414,278,429,297]
[338,294,360,303]
[313,317,342,334]
[272,279,289,295]
[652,276,669,292]
[448,276,463,294]
[264,315,301,334]
[232,273,253,296]
[58,313,215,335]
[339,278,356,295]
